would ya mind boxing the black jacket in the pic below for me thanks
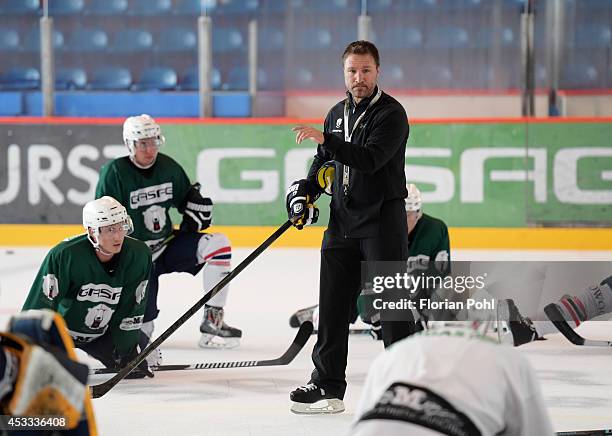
[307,87,409,238]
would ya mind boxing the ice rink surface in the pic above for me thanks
[1,246,611,435]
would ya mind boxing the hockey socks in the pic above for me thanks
[546,277,612,328]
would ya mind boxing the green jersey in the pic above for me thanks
[358,213,451,322]
[23,234,152,355]
[96,154,191,249]
[408,213,451,275]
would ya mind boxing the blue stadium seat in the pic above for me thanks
[129,0,172,16]
[66,28,108,52]
[396,0,438,11]
[256,0,286,13]
[293,68,314,87]
[0,29,19,51]
[157,28,197,52]
[136,67,178,90]
[472,27,516,49]
[0,67,40,90]
[365,0,394,13]
[215,0,259,14]
[179,66,221,90]
[562,63,600,88]
[174,0,216,15]
[225,66,272,90]
[380,27,422,49]
[55,67,87,90]
[213,28,244,53]
[380,65,406,88]
[85,0,128,15]
[89,67,132,90]
[291,0,357,12]
[296,28,331,50]
[573,25,611,48]
[259,28,284,51]
[431,0,484,10]
[113,29,153,53]
[0,0,40,15]
[421,65,452,88]
[23,28,64,52]
[49,0,84,15]
[502,0,526,11]
[426,26,470,48]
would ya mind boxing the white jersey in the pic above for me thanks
[350,328,554,436]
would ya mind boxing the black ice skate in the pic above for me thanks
[289,304,318,328]
[290,383,345,414]
[506,299,540,346]
[199,305,242,349]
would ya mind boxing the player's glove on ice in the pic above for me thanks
[285,179,320,230]
[115,347,154,379]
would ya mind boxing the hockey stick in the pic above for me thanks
[557,430,612,435]
[312,328,372,336]
[544,303,612,347]
[89,321,313,375]
[90,219,295,399]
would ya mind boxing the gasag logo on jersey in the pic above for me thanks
[42,274,59,301]
[135,280,148,305]
[77,283,122,304]
[129,183,173,209]
[120,315,144,331]
[85,304,114,330]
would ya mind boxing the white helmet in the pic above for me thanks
[83,196,133,249]
[122,114,165,156]
[405,183,422,214]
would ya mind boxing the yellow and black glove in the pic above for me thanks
[315,161,335,196]
[285,179,320,230]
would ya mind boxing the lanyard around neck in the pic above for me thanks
[341,87,382,194]
[343,87,382,142]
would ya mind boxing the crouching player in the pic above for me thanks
[350,323,554,436]
[0,310,97,435]
[22,196,153,378]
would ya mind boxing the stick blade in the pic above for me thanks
[90,383,109,399]
[262,320,313,366]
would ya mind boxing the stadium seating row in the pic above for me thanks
[1,60,608,91]
[0,0,532,16]
[0,64,287,91]
[0,27,245,53]
[1,23,610,54]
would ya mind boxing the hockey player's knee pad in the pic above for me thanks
[197,233,232,266]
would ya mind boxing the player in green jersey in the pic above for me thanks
[289,183,450,338]
[22,196,153,378]
[404,183,450,275]
[96,114,240,356]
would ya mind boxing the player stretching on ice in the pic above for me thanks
[96,114,241,355]
[290,183,450,339]
[23,196,154,378]
[507,275,612,346]
[351,322,555,436]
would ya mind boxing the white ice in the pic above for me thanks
[1,247,611,435]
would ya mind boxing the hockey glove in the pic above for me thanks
[180,182,213,232]
[315,161,335,195]
[116,347,154,379]
[286,179,320,230]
